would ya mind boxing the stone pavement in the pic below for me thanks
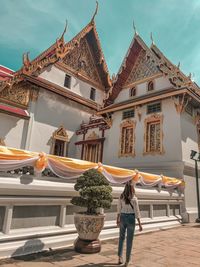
[0,224,200,267]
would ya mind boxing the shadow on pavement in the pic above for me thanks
[77,264,118,267]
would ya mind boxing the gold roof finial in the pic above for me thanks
[60,19,68,41]
[91,1,99,23]
[133,19,138,36]
[150,32,155,45]
[23,52,31,67]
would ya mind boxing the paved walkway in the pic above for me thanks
[0,224,200,267]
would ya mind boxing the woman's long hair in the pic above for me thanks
[120,181,135,204]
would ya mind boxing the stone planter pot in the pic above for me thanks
[74,213,105,253]
[74,213,105,241]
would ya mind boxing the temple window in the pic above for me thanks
[147,80,154,91]
[64,74,71,89]
[122,109,135,120]
[130,87,136,97]
[147,102,161,114]
[90,88,96,101]
[144,114,164,154]
[51,126,69,157]
[119,120,136,157]
[82,132,102,163]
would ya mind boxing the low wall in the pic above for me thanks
[0,173,184,258]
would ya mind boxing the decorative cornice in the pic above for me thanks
[99,88,191,114]
[25,76,98,110]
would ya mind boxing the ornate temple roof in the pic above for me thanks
[0,2,111,96]
[104,32,200,106]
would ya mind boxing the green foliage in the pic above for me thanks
[71,169,113,214]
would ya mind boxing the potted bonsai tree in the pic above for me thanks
[71,168,113,253]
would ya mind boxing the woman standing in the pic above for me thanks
[117,181,143,266]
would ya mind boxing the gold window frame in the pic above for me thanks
[119,119,136,157]
[143,114,164,155]
[51,125,69,156]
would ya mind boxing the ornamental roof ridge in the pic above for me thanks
[151,43,200,95]
[104,33,161,105]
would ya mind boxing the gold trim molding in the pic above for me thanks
[52,125,68,142]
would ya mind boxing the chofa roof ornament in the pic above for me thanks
[60,19,68,42]
[133,19,138,36]
[91,1,99,23]
[150,32,155,46]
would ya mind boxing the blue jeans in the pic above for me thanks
[118,213,135,263]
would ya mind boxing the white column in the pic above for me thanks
[150,204,153,219]
[59,205,66,228]
[24,100,37,150]
[2,205,13,234]
[167,204,170,217]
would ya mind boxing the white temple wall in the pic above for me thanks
[180,111,199,164]
[28,89,93,157]
[39,65,104,105]
[0,113,26,149]
[179,111,200,222]
[103,98,182,177]
[115,76,172,103]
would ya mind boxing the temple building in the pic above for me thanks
[0,6,200,225]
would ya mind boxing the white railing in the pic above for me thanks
[0,173,184,258]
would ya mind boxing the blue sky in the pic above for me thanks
[1,0,200,84]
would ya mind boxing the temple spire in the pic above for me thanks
[150,32,155,45]
[133,19,138,36]
[177,61,181,69]
[60,19,68,41]
[23,52,31,67]
[91,1,99,23]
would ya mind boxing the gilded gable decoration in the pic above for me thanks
[87,131,99,140]
[52,125,68,142]
[0,138,6,146]
[124,50,159,87]
[119,119,136,157]
[0,82,31,107]
[62,38,102,86]
[143,114,164,155]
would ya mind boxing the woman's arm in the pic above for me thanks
[133,197,143,231]
[137,218,143,231]
[116,213,120,227]
[116,198,121,227]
